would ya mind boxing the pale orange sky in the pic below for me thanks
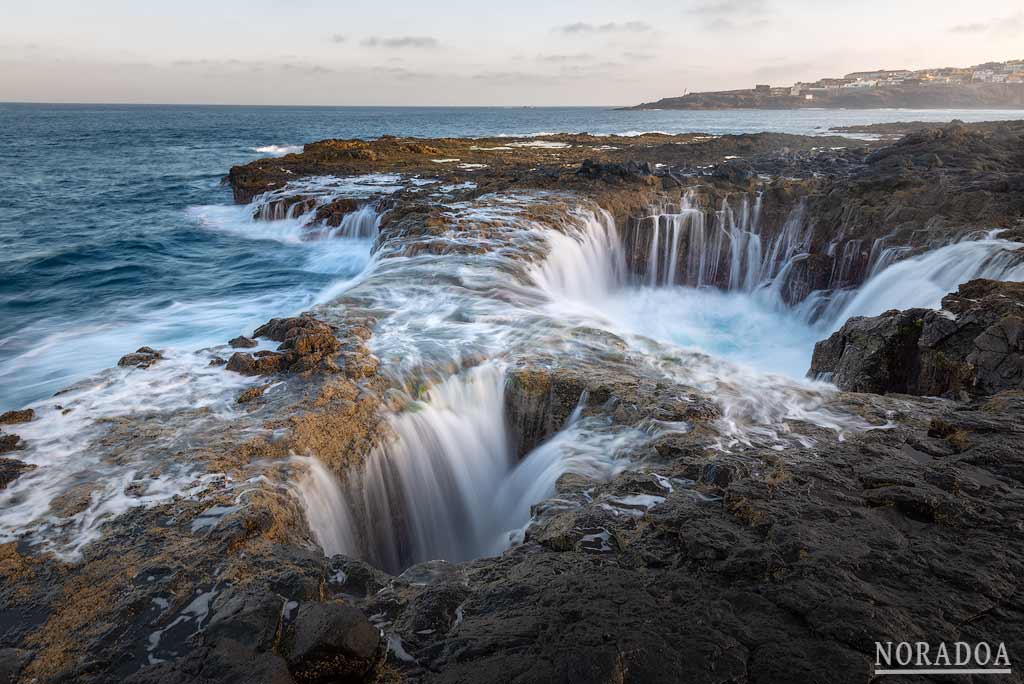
[1,0,1022,105]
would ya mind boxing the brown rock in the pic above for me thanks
[0,432,25,454]
[0,457,34,488]
[0,409,34,425]
[229,336,258,349]
[313,197,360,227]
[237,385,270,404]
[117,346,163,369]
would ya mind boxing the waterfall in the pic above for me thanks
[529,208,626,300]
[295,456,360,557]
[356,363,513,572]
[293,364,522,574]
[330,204,381,239]
[823,236,1024,328]
[634,192,809,291]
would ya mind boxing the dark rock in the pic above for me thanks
[812,279,1024,398]
[283,601,381,683]
[0,409,34,425]
[0,457,35,488]
[712,158,755,183]
[228,336,258,349]
[326,555,392,598]
[809,308,926,393]
[777,253,833,306]
[576,159,656,182]
[0,648,30,684]
[117,347,163,369]
[208,356,227,366]
[0,432,25,454]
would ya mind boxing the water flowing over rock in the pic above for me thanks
[5,122,1024,684]
[812,278,1024,398]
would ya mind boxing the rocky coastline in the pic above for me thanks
[628,83,1024,110]
[3,121,1024,684]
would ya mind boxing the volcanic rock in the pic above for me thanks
[0,457,34,488]
[0,433,24,455]
[282,601,382,683]
[0,409,34,425]
[811,279,1024,397]
[117,346,163,369]
[228,336,258,349]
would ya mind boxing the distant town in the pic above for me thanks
[630,59,1024,110]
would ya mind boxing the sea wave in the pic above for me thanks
[251,144,303,156]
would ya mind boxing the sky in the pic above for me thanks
[1,0,1022,106]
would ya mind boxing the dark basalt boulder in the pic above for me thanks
[810,279,1024,397]
[808,308,927,394]
[282,601,382,683]
[576,159,655,182]
[117,346,163,369]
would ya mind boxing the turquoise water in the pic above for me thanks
[3,103,1023,409]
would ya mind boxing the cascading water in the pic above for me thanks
[821,234,1024,327]
[295,360,632,574]
[633,191,809,292]
[330,204,382,239]
[355,363,514,573]
[528,207,626,300]
[294,188,1024,578]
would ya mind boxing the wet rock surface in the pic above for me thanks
[335,389,1024,684]
[117,346,164,369]
[0,409,34,425]
[812,279,1024,397]
[4,121,1024,684]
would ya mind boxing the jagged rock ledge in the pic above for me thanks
[3,121,1024,683]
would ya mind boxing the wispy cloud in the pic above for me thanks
[556,21,652,35]
[361,36,441,49]
[692,0,768,15]
[537,53,592,63]
[688,0,771,31]
[949,12,1024,36]
[622,51,656,62]
[371,65,435,80]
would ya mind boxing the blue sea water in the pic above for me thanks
[3,103,1024,410]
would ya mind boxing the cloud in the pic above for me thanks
[949,13,1024,36]
[371,65,435,80]
[691,0,768,15]
[328,34,346,44]
[537,53,592,63]
[556,21,652,35]
[361,36,440,49]
[688,0,771,30]
[170,58,336,77]
[622,51,656,62]
[471,70,558,84]
[751,60,816,80]
[703,17,771,31]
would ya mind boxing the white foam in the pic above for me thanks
[252,144,303,156]
[0,349,256,558]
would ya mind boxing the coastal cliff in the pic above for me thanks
[628,83,1024,110]
[3,121,1024,683]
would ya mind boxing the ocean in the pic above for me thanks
[3,103,1024,410]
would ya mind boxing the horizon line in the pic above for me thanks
[0,100,631,109]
